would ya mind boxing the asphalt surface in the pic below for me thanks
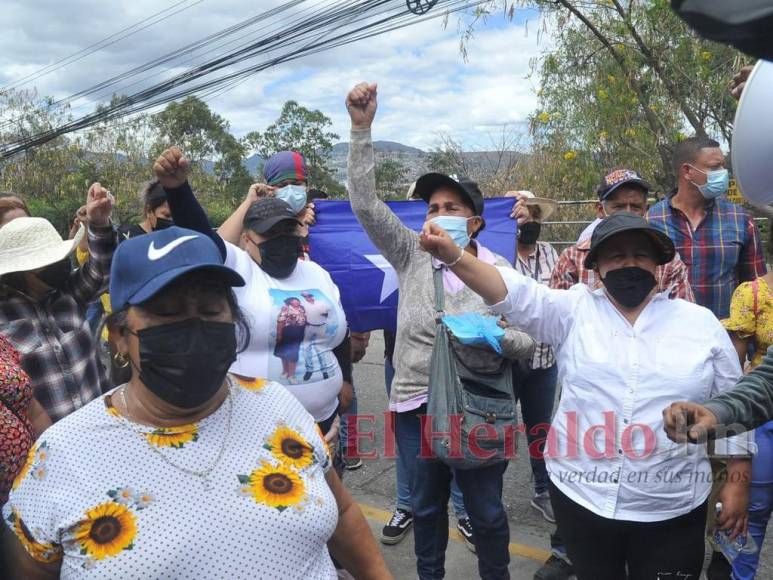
[345,331,773,580]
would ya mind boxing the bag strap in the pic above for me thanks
[753,278,760,318]
[433,267,445,320]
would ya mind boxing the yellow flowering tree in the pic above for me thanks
[470,0,745,196]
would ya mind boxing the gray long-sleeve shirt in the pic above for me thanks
[704,345,773,431]
[347,128,535,409]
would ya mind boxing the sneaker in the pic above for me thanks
[303,371,313,381]
[530,491,556,523]
[381,508,413,545]
[343,456,363,471]
[456,518,476,553]
[534,555,574,580]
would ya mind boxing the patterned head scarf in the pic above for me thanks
[262,151,308,186]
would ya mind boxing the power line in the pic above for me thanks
[0,0,204,93]
[0,0,484,158]
[0,0,310,130]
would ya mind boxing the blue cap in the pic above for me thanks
[110,226,245,311]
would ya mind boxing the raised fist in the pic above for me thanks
[346,82,378,130]
[247,183,275,203]
[153,146,190,190]
[85,183,113,227]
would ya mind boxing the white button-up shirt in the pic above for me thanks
[492,267,753,522]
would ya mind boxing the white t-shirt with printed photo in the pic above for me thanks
[224,242,347,422]
[4,378,338,579]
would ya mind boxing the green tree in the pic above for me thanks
[0,90,158,231]
[152,96,251,204]
[244,100,341,193]
[375,157,409,199]
[469,0,745,196]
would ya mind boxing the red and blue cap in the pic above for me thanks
[109,226,245,311]
[597,169,651,201]
[263,151,308,186]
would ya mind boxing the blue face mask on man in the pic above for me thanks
[689,165,729,200]
[275,184,307,214]
[430,215,474,249]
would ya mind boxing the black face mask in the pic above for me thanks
[518,222,541,245]
[257,235,301,279]
[601,266,657,308]
[131,318,237,409]
[36,258,73,290]
[153,217,174,231]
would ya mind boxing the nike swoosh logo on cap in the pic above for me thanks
[147,235,199,261]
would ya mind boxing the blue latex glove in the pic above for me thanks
[442,313,504,354]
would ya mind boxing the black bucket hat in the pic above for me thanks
[583,212,675,269]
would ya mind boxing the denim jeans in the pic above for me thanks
[339,383,358,455]
[394,401,466,519]
[512,363,558,495]
[413,457,510,579]
[732,421,773,579]
[385,357,413,510]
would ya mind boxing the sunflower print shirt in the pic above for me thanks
[3,377,338,579]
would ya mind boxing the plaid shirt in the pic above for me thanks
[647,195,766,318]
[549,238,696,302]
[0,224,116,423]
[514,242,558,369]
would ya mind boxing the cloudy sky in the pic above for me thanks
[1,0,546,150]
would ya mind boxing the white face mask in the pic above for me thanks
[275,184,307,214]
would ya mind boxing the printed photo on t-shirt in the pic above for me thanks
[268,288,339,386]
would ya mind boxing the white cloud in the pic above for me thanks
[0,0,545,150]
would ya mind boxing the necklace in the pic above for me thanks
[118,381,234,492]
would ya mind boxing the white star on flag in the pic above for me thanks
[364,254,399,303]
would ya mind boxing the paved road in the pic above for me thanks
[345,331,773,580]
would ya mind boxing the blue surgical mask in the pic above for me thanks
[430,216,473,249]
[275,184,307,214]
[689,166,729,199]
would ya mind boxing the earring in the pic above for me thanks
[114,352,130,369]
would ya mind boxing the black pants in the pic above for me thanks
[549,481,707,580]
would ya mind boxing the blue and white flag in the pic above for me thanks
[309,198,517,332]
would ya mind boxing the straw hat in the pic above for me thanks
[515,191,558,221]
[0,217,84,276]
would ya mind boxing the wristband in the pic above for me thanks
[443,246,465,268]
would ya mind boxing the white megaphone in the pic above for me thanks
[732,60,773,205]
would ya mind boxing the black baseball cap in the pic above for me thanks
[243,198,302,235]
[583,211,675,269]
[597,169,651,201]
[413,173,486,231]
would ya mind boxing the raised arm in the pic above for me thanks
[419,221,576,346]
[218,183,273,245]
[152,147,226,260]
[345,82,417,273]
[68,182,117,305]
[420,221,507,303]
